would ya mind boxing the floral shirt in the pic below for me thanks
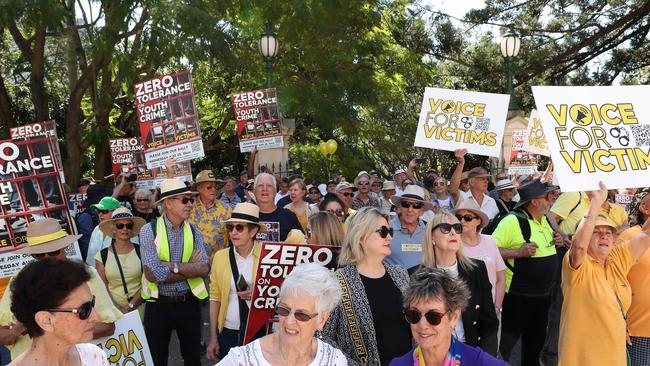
[189,198,231,259]
[351,195,380,210]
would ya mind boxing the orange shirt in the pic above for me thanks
[0,278,9,299]
[616,225,650,337]
[559,243,635,366]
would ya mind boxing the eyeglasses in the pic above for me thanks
[434,182,446,186]
[115,222,134,230]
[375,226,394,239]
[97,209,110,214]
[400,201,423,209]
[433,223,463,234]
[174,197,195,205]
[403,308,447,326]
[136,198,149,202]
[327,209,345,217]
[455,214,476,223]
[226,223,247,233]
[203,185,217,190]
[33,249,62,259]
[357,181,370,186]
[341,192,354,198]
[275,305,318,322]
[45,296,95,320]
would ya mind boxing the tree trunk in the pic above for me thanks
[0,74,13,137]
[30,26,49,122]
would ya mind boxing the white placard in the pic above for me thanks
[92,311,154,365]
[522,109,550,156]
[414,87,510,157]
[532,85,650,191]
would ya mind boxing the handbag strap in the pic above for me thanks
[109,240,132,301]
[335,272,368,364]
[229,246,250,334]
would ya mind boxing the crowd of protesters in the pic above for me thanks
[0,147,647,366]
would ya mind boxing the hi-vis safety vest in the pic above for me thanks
[141,217,208,301]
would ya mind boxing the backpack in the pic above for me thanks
[100,241,142,266]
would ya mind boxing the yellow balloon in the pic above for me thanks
[325,139,338,155]
[319,141,328,156]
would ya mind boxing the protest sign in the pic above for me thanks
[93,311,154,366]
[0,120,76,253]
[68,192,87,217]
[615,193,634,213]
[244,242,340,344]
[0,243,81,280]
[135,70,204,169]
[414,87,510,157]
[507,129,539,175]
[232,88,283,152]
[532,85,650,191]
[109,138,192,189]
[522,109,550,156]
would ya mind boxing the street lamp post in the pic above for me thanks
[500,26,521,110]
[258,22,279,88]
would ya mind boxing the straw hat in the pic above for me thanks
[382,181,396,191]
[335,182,357,193]
[450,200,490,230]
[16,218,82,255]
[98,207,146,238]
[154,178,198,205]
[467,167,490,179]
[495,179,516,191]
[389,185,433,211]
[225,203,267,232]
[195,170,218,184]
[285,229,307,244]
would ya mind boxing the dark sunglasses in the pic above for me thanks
[97,209,110,214]
[115,222,134,230]
[33,249,62,259]
[433,182,446,186]
[45,296,95,320]
[403,308,447,326]
[327,209,345,217]
[455,214,476,223]
[174,197,195,205]
[136,198,149,202]
[433,223,463,234]
[375,226,394,239]
[341,192,354,198]
[357,181,370,186]
[400,201,424,209]
[226,223,247,233]
[275,305,318,322]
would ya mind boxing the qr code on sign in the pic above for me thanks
[190,141,202,153]
[630,125,650,146]
[474,117,490,131]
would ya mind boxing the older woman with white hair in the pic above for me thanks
[132,188,159,223]
[323,207,411,365]
[217,263,346,365]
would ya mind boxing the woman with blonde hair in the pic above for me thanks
[411,212,499,356]
[323,207,411,365]
[307,211,345,246]
[285,178,319,232]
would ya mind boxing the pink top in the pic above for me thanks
[462,234,506,301]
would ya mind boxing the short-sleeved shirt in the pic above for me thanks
[463,234,507,302]
[94,247,142,308]
[550,192,590,236]
[458,191,499,220]
[492,213,557,294]
[351,195,380,210]
[257,207,303,242]
[559,243,635,366]
[220,193,242,210]
[616,225,650,337]
[189,198,231,256]
[386,216,426,269]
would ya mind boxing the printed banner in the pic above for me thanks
[244,242,340,344]
[109,138,192,189]
[0,244,81,279]
[0,121,76,253]
[68,193,87,217]
[532,85,650,191]
[615,193,634,213]
[522,110,550,156]
[93,311,154,366]
[414,87,510,157]
[508,129,539,175]
[232,89,284,152]
[256,222,280,243]
[135,70,204,169]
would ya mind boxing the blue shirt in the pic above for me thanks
[139,215,208,296]
[385,216,426,269]
[220,192,241,209]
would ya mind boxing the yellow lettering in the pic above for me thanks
[547,104,567,126]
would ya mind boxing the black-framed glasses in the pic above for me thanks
[174,197,195,205]
[357,181,370,186]
[136,198,149,202]
[403,308,448,326]
[433,223,463,234]
[275,305,318,322]
[97,209,110,214]
[327,209,345,217]
[33,249,63,259]
[375,226,394,239]
[341,192,354,198]
[226,223,247,233]
[115,222,134,230]
[400,201,423,209]
[455,214,476,223]
[45,296,95,320]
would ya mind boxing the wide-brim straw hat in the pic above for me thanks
[389,185,433,211]
[450,200,490,230]
[195,170,218,184]
[382,180,396,191]
[154,178,198,205]
[99,207,146,238]
[16,218,82,255]
[225,202,267,232]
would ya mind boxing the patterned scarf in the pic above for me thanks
[628,188,650,226]
[412,336,462,366]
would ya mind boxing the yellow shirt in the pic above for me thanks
[189,198,231,260]
[0,265,122,359]
[616,225,650,337]
[559,243,635,366]
[93,249,142,307]
[603,202,628,229]
[550,192,590,236]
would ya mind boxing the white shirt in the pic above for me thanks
[458,190,500,220]
[274,192,288,204]
[224,247,255,330]
[437,262,465,342]
[217,338,348,366]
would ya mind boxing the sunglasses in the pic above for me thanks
[174,197,195,205]
[226,223,247,233]
[327,209,345,217]
[97,209,110,214]
[357,181,370,186]
[434,182,446,186]
[433,223,463,234]
[275,305,318,322]
[33,249,62,259]
[455,214,476,223]
[136,198,149,202]
[400,201,423,209]
[45,296,96,320]
[375,226,394,239]
[403,308,447,326]
[341,192,354,198]
[115,222,134,230]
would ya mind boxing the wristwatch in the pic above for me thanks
[173,262,179,274]
[128,302,135,309]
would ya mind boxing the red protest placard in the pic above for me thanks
[135,70,204,169]
[508,129,539,175]
[244,242,340,344]
[232,88,283,152]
